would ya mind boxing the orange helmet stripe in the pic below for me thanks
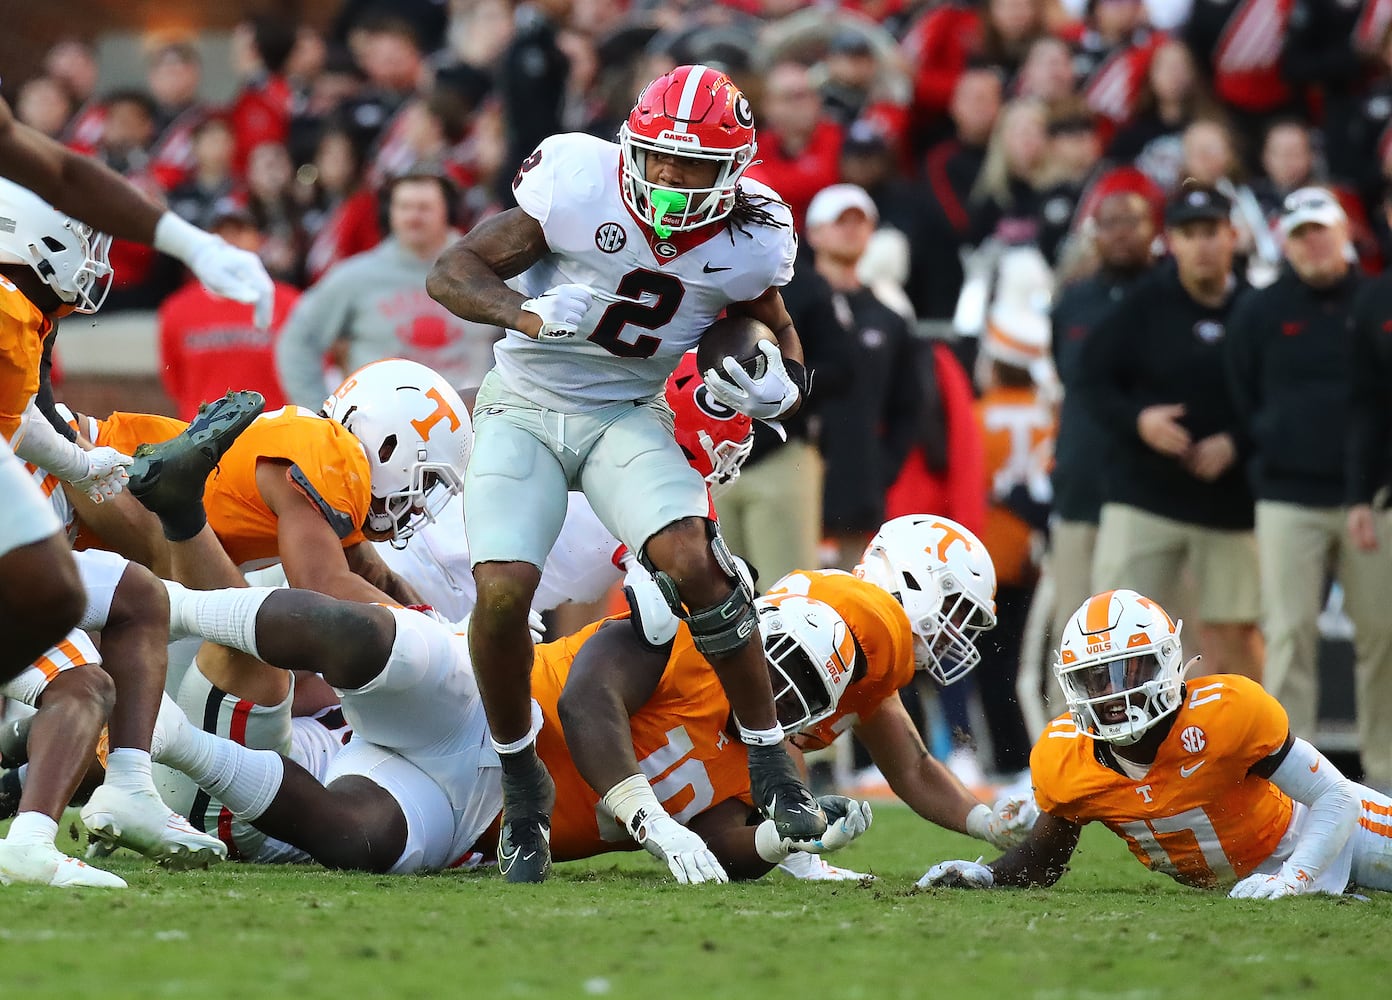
[1083,591,1115,634]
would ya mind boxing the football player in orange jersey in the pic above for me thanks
[145,582,866,879]
[0,93,274,682]
[606,513,1038,883]
[73,360,471,710]
[920,589,1392,898]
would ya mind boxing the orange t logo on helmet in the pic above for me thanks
[410,387,461,441]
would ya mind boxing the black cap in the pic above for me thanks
[1164,182,1232,227]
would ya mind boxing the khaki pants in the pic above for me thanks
[1256,501,1392,788]
[1049,519,1098,642]
[1044,519,1097,719]
[1093,503,1259,625]
[715,440,823,589]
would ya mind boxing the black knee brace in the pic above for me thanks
[640,521,759,658]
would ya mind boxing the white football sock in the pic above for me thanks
[6,810,57,847]
[103,748,154,793]
[165,725,283,821]
[163,582,273,658]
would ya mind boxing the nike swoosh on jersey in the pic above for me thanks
[703,263,732,273]
[1179,760,1207,778]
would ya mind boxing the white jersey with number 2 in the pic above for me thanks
[495,132,797,412]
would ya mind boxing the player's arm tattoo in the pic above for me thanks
[426,208,550,332]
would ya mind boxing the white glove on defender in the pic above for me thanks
[520,283,594,340]
[633,812,729,885]
[967,796,1040,851]
[917,859,995,890]
[70,446,134,503]
[1229,863,1316,900]
[155,212,275,329]
[604,774,727,885]
[789,796,873,854]
[702,341,800,422]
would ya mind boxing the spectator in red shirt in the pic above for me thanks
[902,0,1049,150]
[244,141,307,286]
[229,16,299,177]
[1072,0,1161,138]
[744,60,844,228]
[76,89,179,310]
[301,123,382,285]
[158,199,300,420]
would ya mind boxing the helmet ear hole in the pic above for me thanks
[41,236,65,253]
[902,571,923,592]
[378,435,397,463]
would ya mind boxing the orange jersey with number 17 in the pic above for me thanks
[531,616,754,863]
[1031,674,1294,888]
[765,569,916,750]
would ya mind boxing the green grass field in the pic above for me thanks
[1,805,1387,1000]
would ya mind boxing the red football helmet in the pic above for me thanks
[665,351,754,496]
[619,64,758,234]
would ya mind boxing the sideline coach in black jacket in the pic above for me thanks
[1230,187,1392,791]
[1077,181,1263,679]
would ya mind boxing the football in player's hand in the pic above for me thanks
[697,316,776,385]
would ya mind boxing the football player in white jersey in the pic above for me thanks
[427,64,821,881]
[148,580,864,881]
[373,352,755,622]
[0,93,273,686]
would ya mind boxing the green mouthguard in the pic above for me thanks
[649,189,688,239]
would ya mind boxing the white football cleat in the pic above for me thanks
[778,850,875,883]
[80,785,227,870]
[0,839,127,888]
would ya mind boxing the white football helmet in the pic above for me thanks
[321,359,473,546]
[855,514,998,685]
[0,177,112,314]
[1056,589,1188,746]
[755,594,856,734]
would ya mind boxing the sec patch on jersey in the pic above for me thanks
[696,316,776,385]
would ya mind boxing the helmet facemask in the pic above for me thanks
[699,428,753,497]
[370,457,463,548]
[14,221,113,314]
[916,576,997,685]
[756,598,854,734]
[1057,627,1185,746]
